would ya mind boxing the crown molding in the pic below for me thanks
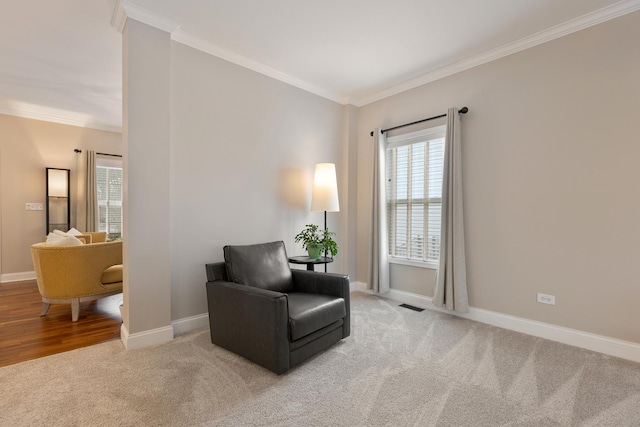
[352,0,640,106]
[110,0,127,33]
[0,107,122,133]
[111,0,180,34]
[111,0,346,103]
[112,0,640,107]
[170,30,348,105]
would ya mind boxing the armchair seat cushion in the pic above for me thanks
[287,292,346,341]
[101,264,123,284]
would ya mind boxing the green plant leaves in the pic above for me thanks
[294,224,339,257]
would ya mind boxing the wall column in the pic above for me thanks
[121,18,173,348]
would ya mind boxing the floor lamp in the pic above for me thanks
[311,163,340,272]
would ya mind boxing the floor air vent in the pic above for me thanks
[399,303,425,312]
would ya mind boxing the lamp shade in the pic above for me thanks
[47,168,69,198]
[311,163,340,212]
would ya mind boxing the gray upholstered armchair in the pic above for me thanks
[205,241,350,374]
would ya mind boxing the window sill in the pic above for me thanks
[389,257,437,270]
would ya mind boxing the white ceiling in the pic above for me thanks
[0,0,122,131]
[1,0,638,132]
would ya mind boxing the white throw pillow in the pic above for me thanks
[53,227,83,237]
[45,233,83,246]
[67,227,83,236]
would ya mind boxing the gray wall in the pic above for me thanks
[169,42,349,321]
[356,12,640,343]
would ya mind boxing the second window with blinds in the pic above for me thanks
[386,125,445,268]
[97,156,123,240]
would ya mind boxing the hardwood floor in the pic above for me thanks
[0,279,122,367]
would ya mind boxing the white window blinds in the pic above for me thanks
[386,126,445,264]
[97,161,123,239]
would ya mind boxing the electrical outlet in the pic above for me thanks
[25,203,44,211]
[537,293,556,305]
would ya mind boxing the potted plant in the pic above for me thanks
[294,224,339,260]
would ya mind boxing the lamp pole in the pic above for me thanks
[311,162,339,274]
[323,210,328,272]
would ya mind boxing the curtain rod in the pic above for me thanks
[369,107,468,137]
[74,149,122,158]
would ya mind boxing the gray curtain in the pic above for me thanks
[85,151,98,232]
[76,151,86,231]
[368,129,390,293]
[433,108,469,312]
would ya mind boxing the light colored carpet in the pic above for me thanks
[2,292,640,426]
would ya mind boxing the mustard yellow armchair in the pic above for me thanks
[31,241,123,322]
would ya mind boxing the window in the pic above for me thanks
[386,126,445,267]
[96,157,123,240]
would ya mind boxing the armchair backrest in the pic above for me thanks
[86,231,107,243]
[223,241,293,292]
[43,231,107,244]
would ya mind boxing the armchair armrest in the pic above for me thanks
[291,270,350,338]
[291,270,349,296]
[205,262,227,282]
[206,280,290,374]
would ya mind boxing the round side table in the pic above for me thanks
[288,256,333,272]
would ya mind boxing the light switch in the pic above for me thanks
[26,203,44,211]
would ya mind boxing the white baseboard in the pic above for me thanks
[120,324,174,350]
[172,313,209,336]
[1,271,36,283]
[350,280,367,292]
[359,286,640,363]
[119,314,208,351]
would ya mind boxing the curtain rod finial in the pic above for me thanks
[74,149,82,153]
[459,107,468,114]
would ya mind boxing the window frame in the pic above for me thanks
[386,125,446,270]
